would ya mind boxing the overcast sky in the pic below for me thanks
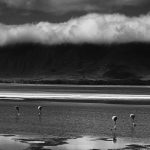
[0,0,149,45]
[0,0,150,24]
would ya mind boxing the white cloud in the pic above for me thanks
[1,13,150,46]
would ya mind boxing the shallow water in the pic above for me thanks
[0,135,27,150]
[0,101,150,139]
[1,101,150,149]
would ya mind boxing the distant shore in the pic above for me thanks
[1,79,150,86]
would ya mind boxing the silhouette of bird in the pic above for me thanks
[111,116,118,142]
[112,116,117,130]
[38,106,43,116]
[15,106,20,116]
[130,114,136,127]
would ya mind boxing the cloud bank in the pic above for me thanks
[1,13,150,46]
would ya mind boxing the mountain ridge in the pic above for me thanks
[0,43,150,85]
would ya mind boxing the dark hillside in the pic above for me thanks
[0,43,150,84]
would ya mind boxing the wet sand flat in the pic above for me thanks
[1,134,150,150]
[0,85,150,149]
[1,101,150,138]
[0,102,150,149]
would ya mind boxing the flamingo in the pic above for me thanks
[38,106,43,116]
[130,114,136,127]
[111,116,118,141]
[15,106,20,116]
[112,116,117,130]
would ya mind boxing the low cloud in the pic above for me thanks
[1,13,150,46]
